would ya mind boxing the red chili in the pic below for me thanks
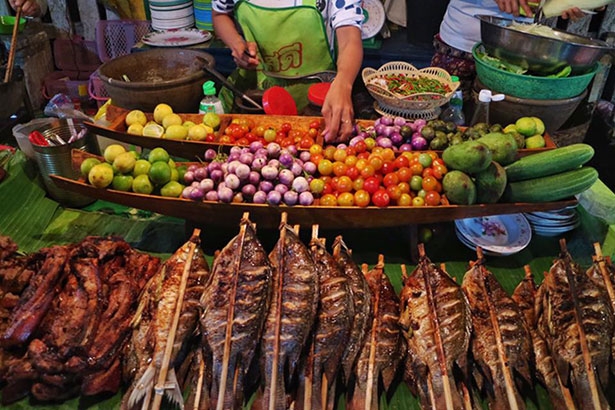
[28,131,48,146]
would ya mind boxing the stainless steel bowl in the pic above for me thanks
[477,15,613,75]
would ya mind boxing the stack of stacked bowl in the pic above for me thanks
[194,0,213,31]
[149,0,195,31]
[472,15,612,134]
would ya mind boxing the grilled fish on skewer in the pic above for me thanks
[512,266,576,409]
[200,214,272,410]
[331,236,372,385]
[124,230,209,410]
[258,213,319,410]
[399,244,472,410]
[461,247,532,410]
[347,256,402,410]
[296,226,352,410]
[536,239,613,410]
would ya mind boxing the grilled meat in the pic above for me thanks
[200,215,272,410]
[399,244,472,410]
[257,216,319,410]
[462,248,533,410]
[331,236,372,385]
[536,239,613,410]
[347,256,402,410]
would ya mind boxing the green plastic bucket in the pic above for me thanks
[472,43,598,100]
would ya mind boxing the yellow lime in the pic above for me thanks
[125,110,147,127]
[111,174,134,192]
[162,113,183,129]
[164,124,188,140]
[142,123,165,138]
[503,124,518,134]
[88,163,114,188]
[202,112,221,129]
[127,123,144,136]
[515,117,537,137]
[80,157,101,177]
[133,159,152,176]
[183,120,196,129]
[525,134,546,149]
[168,158,176,169]
[154,103,173,124]
[160,180,184,197]
[113,151,137,174]
[148,147,170,163]
[170,167,179,182]
[531,117,546,135]
[187,124,209,141]
[149,161,172,185]
[132,174,154,194]
[103,144,127,163]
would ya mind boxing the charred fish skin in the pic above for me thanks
[399,251,472,410]
[201,220,272,410]
[348,259,402,410]
[125,233,207,410]
[332,236,372,385]
[462,256,533,410]
[538,249,613,410]
[260,222,319,410]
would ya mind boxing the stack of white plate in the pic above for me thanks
[149,0,195,31]
[454,213,532,256]
[524,206,580,236]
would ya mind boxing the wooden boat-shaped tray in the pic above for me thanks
[87,105,556,160]
[50,178,576,230]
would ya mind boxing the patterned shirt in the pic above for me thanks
[212,0,363,49]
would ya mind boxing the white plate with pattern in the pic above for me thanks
[142,28,212,47]
[455,214,532,256]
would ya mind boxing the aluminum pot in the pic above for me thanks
[98,49,216,113]
[477,15,613,75]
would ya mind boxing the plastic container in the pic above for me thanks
[31,119,100,207]
[302,82,331,116]
[440,76,465,125]
[199,81,225,114]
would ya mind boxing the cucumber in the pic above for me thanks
[504,143,594,182]
[503,166,598,203]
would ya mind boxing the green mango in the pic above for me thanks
[442,140,492,174]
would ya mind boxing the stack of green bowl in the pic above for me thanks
[194,0,213,31]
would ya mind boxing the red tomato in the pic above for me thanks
[253,125,266,138]
[393,155,410,169]
[422,167,435,179]
[360,165,376,179]
[410,162,424,175]
[422,176,438,192]
[345,147,357,157]
[280,122,292,134]
[372,189,390,207]
[320,193,338,206]
[425,191,441,206]
[432,163,448,180]
[309,119,321,129]
[336,176,354,193]
[368,155,383,171]
[345,166,360,181]
[381,161,395,175]
[396,167,412,183]
[300,136,315,149]
[310,144,323,156]
[354,140,367,153]
[386,184,402,201]
[363,176,381,194]
[322,182,334,196]
[236,137,250,146]
[383,172,399,187]
[354,190,371,207]
[308,127,319,138]
[244,132,257,143]
[333,161,348,177]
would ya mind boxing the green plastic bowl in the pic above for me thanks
[472,43,598,100]
[0,16,26,35]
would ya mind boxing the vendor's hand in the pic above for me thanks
[231,41,260,70]
[561,7,586,20]
[321,78,355,144]
[9,0,42,17]
[494,0,533,17]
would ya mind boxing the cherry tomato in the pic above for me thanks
[386,184,402,201]
[333,149,347,162]
[352,177,365,191]
[398,182,411,194]
[336,176,353,193]
[381,161,395,175]
[432,163,448,180]
[337,192,355,207]
[300,136,315,149]
[355,158,369,172]
[422,176,438,192]
[308,127,319,138]
[360,165,376,179]
[418,153,433,168]
[345,147,357,157]
[311,153,323,165]
[280,122,292,134]
[363,176,381,194]
[322,182,334,196]
[309,119,321,129]
[410,162,424,175]
[364,137,376,151]
[236,137,250,146]
[393,155,410,169]
[318,159,333,176]
[354,140,367,153]
[372,189,390,208]
[244,132,257,143]
[344,155,358,168]
[263,128,277,142]
[310,144,323,156]
[333,161,348,177]
[324,145,336,160]
[253,125,266,138]
[320,193,338,206]
[396,167,412,183]
[310,178,325,195]
[368,155,383,171]
[398,193,412,206]
[412,196,425,206]
[354,189,371,207]
[422,167,435,179]
[424,191,441,206]
[381,148,396,162]
[219,135,233,144]
[383,172,399,187]
[345,166,360,181]
[410,175,423,192]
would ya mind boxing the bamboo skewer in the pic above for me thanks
[4,6,21,84]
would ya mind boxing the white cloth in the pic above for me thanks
[439,0,516,53]
[212,0,363,49]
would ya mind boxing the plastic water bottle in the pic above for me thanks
[440,76,465,126]
[199,80,225,114]
[470,89,505,126]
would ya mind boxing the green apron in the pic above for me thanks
[221,0,335,113]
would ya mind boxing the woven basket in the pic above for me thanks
[362,62,458,111]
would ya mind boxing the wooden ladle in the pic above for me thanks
[4,6,22,84]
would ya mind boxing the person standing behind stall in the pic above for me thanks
[431,0,585,106]
[212,0,363,142]
[8,0,48,17]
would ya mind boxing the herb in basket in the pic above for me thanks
[374,74,452,97]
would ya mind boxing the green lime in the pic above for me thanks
[203,112,221,129]
[160,181,184,197]
[88,163,114,188]
[176,165,187,182]
[132,174,154,194]
[149,161,172,185]
[148,147,170,163]
[111,174,134,191]
[515,117,537,137]
[133,159,152,177]
[170,167,179,182]
[525,134,546,149]
[80,158,101,177]
[168,158,176,169]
